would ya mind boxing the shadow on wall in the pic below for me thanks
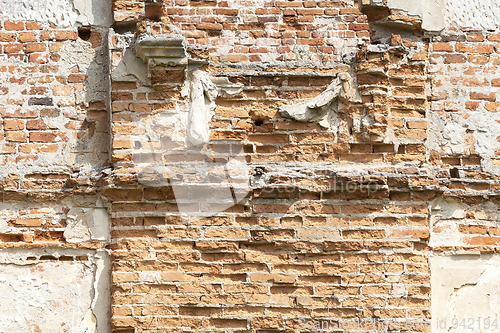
[68,26,111,174]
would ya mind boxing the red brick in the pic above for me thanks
[25,43,46,53]
[29,132,68,143]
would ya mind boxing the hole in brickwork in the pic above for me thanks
[254,120,264,127]
[363,6,390,22]
[78,27,91,41]
[207,31,222,37]
[145,3,164,21]
[113,25,137,34]
[39,255,57,260]
[450,168,460,178]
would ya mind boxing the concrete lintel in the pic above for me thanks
[135,34,188,66]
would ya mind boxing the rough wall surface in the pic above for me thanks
[2,0,500,332]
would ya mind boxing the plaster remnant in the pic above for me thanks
[64,207,92,242]
[428,112,500,174]
[187,69,243,145]
[112,47,149,84]
[0,249,109,333]
[64,206,109,243]
[60,37,108,99]
[92,250,111,333]
[430,197,500,247]
[278,72,358,130]
[430,197,467,247]
[388,0,446,31]
[446,0,500,30]
[0,195,109,243]
[72,0,112,27]
[431,255,500,332]
[0,0,78,27]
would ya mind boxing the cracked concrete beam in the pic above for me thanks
[135,33,188,67]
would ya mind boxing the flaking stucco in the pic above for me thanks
[0,250,110,333]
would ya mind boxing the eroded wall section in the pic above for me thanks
[0,0,112,331]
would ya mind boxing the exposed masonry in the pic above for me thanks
[1,0,500,332]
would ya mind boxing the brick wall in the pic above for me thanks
[2,0,500,331]
[108,1,431,332]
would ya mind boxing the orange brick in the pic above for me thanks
[4,21,24,30]
[25,43,46,53]
[18,32,37,43]
[9,218,42,227]
[4,119,24,131]
[6,131,26,142]
[26,22,43,30]
[4,44,23,53]
[0,33,16,42]
[52,85,72,96]
[433,42,453,52]
[455,43,494,54]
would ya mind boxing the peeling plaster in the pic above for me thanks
[0,195,110,243]
[0,249,110,333]
[64,206,109,243]
[187,69,243,145]
[0,0,111,27]
[446,0,500,30]
[72,0,112,27]
[278,72,359,130]
[430,197,500,248]
[0,0,78,27]
[388,0,446,32]
[431,255,500,332]
[428,112,500,175]
[112,47,149,84]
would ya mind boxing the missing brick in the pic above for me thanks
[77,27,91,42]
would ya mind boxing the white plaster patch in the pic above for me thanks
[111,40,148,84]
[388,0,446,31]
[278,72,359,130]
[431,254,500,332]
[0,261,95,332]
[446,0,500,30]
[0,0,78,27]
[0,248,110,333]
[72,0,112,27]
[386,0,500,31]
[64,207,110,243]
